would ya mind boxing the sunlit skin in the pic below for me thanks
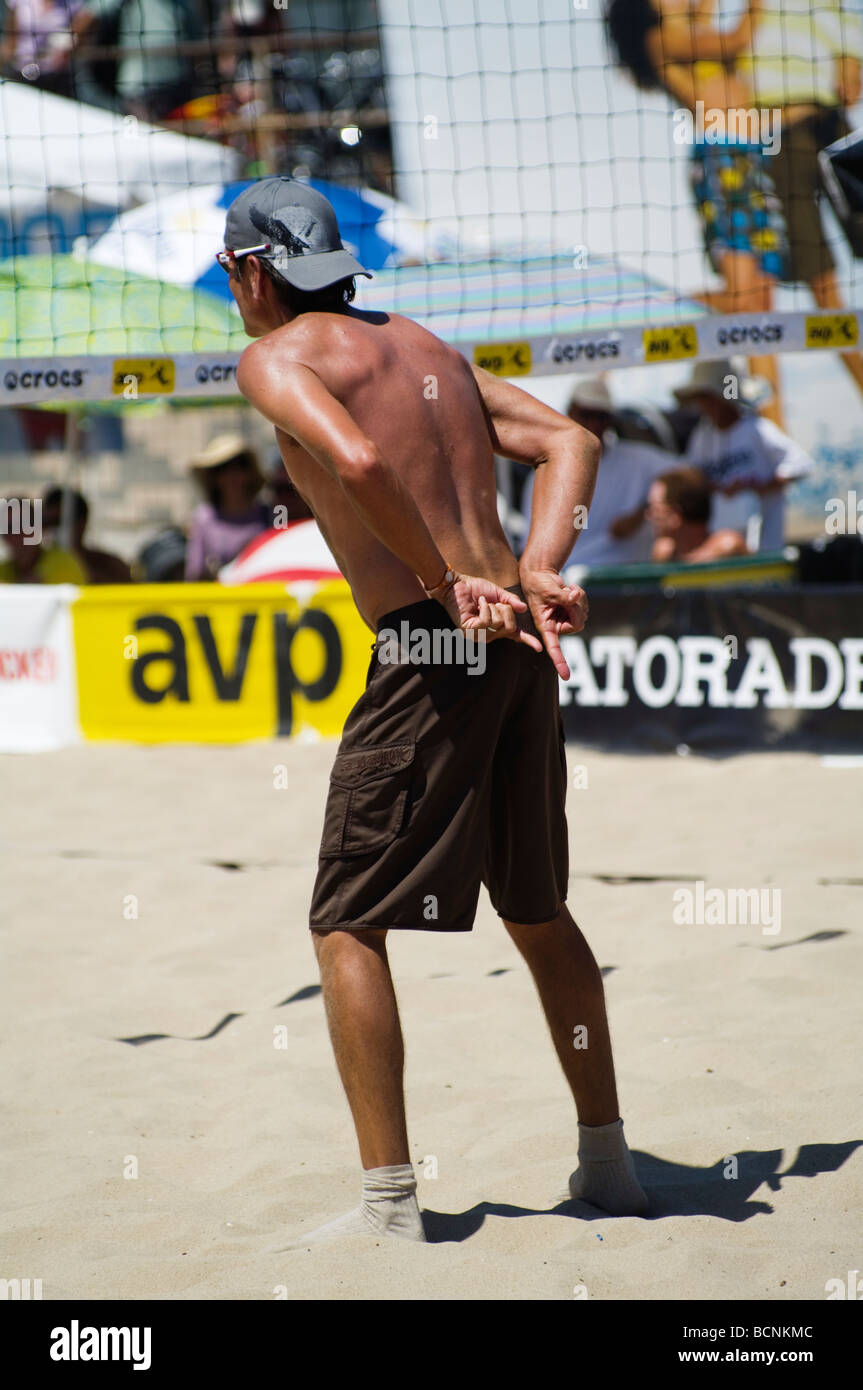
[225,251,600,680]
[648,0,762,115]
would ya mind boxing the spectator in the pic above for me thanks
[41,486,132,583]
[72,0,206,120]
[741,0,863,400]
[135,526,187,582]
[605,1,789,420]
[647,468,748,563]
[674,357,813,551]
[0,0,79,96]
[521,377,674,568]
[185,432,270,580]
[0,496,86,582]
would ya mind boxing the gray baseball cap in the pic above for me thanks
[224,176,372,291]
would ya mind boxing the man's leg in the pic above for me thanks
[312,927,410,1169]
[504,905,618,1126]
[271,927,425,1249]
[504,905,648,1215]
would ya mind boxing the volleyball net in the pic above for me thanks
[0,0,862,403]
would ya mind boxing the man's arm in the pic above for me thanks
[470,365,600,571]
[609,502,648,540]
[471,365,600,676]
[684,529,748,563]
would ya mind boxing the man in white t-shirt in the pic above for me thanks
[675,358,814,551]
[521,377,673,569]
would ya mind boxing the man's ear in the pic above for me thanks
[245,256,268,299]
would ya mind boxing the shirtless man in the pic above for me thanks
[222,178,648,1246]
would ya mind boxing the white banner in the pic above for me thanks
[0,585,79,751]
[0,309,859,403]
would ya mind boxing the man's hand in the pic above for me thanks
[435,573,543,656]
[519,566,589,679]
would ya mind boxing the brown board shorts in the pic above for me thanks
[309,583,569,933]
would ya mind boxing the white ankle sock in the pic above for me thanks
[272,1163,427,1251]
[565,1118,649,1216]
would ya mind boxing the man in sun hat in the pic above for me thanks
[520,377,673,569]
[184,432,268,580]
[675,357,813,551]
[220,176,647,1249]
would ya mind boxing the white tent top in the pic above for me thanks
[0,79,241,221]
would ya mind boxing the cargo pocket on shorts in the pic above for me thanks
[319,741,416,859]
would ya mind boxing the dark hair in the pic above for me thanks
[239,256,356,314]
[196,448,263,509]
[43,485,89,525]
[658,467,712,525]
[605,0,662,92]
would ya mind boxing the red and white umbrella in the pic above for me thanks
[218,520,341,586]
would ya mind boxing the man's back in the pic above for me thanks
[245,306,519,627]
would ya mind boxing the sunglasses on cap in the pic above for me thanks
[215,243,272,271]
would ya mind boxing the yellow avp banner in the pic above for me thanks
[72,580,371,742]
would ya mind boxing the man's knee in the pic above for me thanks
[311,926,388,961]
[503,903,574,935]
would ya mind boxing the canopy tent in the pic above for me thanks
[0,249,847,404]
[0,80,241,257]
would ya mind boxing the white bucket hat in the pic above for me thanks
[673,357,772,409]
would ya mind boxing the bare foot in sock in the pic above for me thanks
[269,1164,427,1252]
[559,1118,649,1217]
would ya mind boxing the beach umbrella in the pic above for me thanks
[0,255,251,356]
[84,179,448,302]
[353,255,709,341]
[218,521,341,586]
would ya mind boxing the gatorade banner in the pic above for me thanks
[2,581,861,750]
[72,580,370,743]
[558,587,863,752]
[0,584,78,752]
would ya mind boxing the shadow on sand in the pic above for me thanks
[420,1140,862,1242]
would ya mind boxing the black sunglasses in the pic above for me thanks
[216,242,272,271]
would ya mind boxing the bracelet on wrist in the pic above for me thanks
[422,561,457,596]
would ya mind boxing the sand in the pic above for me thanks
[1,740,860,1301]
